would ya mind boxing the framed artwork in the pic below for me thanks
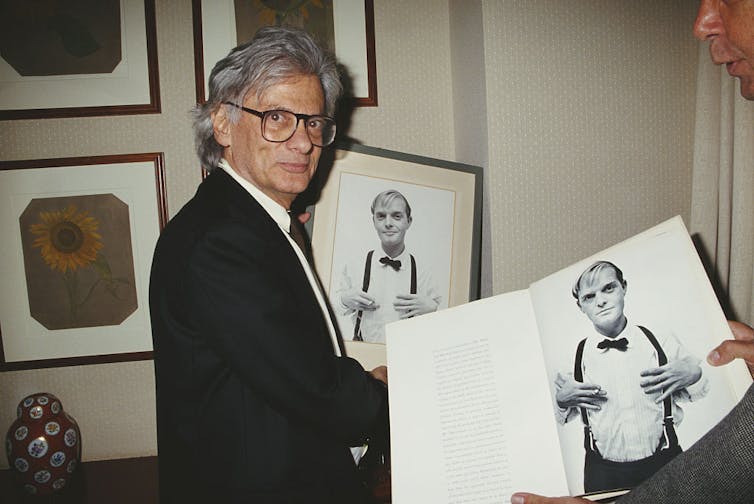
[0,153,167,370]
[311,143,482,348]
[192,0,377,106]
[0,0,160,120]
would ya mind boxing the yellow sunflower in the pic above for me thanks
[30,205,103,273]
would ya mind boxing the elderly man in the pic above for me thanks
[149,26,388,503]
[512,1,754,503]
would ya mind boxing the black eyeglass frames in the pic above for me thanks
[224,102,336,147]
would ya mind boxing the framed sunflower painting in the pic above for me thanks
[0,153,167,370]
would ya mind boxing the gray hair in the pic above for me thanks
[193,26,342,172]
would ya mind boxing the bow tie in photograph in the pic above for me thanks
[597,337,628,351]
[379,256,401,271]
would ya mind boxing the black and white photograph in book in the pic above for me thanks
[529,228,738,496]
[329,174,453,343]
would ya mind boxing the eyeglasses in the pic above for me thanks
[224,102,337,147]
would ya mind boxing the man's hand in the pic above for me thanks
[639,357,702,402]
[707,321,754,377]
[554,372,607,410]
[370,365,387,385]
[511,492,591,504]
[340,289,379,311]
[394,294,438,318]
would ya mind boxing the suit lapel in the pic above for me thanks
[203,169,337,351]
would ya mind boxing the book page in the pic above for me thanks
[529,216,752,494]
[386,290,569,504]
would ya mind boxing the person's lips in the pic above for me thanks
[278,159,310,173]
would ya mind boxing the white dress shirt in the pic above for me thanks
[337,248,442,343]
[557,323,708,462]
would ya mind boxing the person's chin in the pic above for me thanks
[278,174,312,195]
[596,316,624,333]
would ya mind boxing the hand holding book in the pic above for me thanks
[708,322,754,376]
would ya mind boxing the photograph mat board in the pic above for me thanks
[312,145,481,357]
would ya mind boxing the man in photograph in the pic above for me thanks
[554,260,707,493]
[337,189,441,343]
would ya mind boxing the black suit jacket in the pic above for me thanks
[149,169,388,503]
[617,382,754,504]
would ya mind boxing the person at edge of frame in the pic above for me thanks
[512,1,754,503]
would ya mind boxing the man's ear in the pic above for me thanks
[212,104,232,147]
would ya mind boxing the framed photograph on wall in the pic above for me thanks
[192,0,377,106]
[0,153,167,370]
[0,0,160,120]
[311,143,482,352]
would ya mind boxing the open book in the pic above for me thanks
[385,216,752,503]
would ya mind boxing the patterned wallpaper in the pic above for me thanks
[482,0,699,293]
[347,0,456,160]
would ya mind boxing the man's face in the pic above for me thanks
[694,0,754,100]
[577,267,627,336]
[212,74,325,208]
[372,198,412,251]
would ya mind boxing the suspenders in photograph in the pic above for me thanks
[574,326,679,457]
[353,250,417,341]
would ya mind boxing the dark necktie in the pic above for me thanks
[379,256,401,271]
[597,337,628,351]
[288,213,311,261]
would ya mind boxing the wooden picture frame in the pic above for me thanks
[192,0,377,106]
[0,0,160,120]
[0,153,167,370]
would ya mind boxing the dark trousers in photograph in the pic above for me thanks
[583,444,682,493]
